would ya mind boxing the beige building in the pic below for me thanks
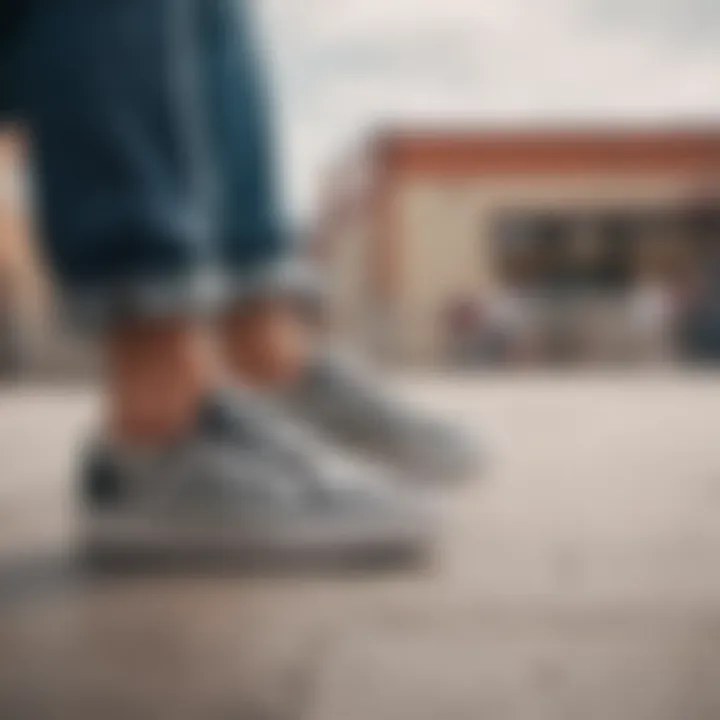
[318,128,720,366]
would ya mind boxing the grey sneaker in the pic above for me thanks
[81,391,433,563]
[281,353,482,483]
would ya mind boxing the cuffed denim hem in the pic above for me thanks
[61,269,227,333]
[225,258,324,307]
[60,260,324,333]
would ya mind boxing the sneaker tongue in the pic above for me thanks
[197,387,280,441]
[198,387,337,474]
[196,389,246,438]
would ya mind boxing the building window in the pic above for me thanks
[493,210,655,294]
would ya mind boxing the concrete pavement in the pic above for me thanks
[2,375,720,719]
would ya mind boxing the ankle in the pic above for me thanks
[104,320,213,444]
[221,300,309,390]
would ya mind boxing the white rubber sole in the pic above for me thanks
[82,510,433,565]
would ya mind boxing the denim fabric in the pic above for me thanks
[0,0,33,123]
[18,0,290,327]
[199,0,285,275]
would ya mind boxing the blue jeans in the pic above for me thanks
[18,0,293,328]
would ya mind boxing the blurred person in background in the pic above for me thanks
[628,272,676,364]
[0,0,479,561]
[483,284,536,366]
[444,296,483,366]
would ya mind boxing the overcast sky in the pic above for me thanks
[257,0,720,221]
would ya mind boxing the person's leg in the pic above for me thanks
[199,0,284,279]
[221,298,308,388]
[195,0,314,388]
[23,0,219,442]
[105,320,213,443]
[197,0,480,482]
[16,0,431,561]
